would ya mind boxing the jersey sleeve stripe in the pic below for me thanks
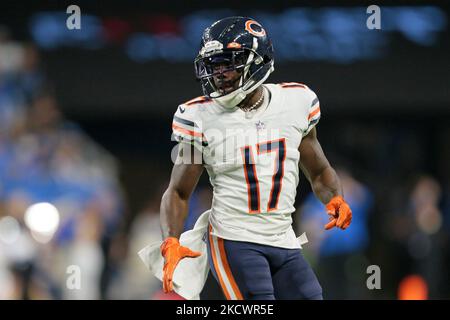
[311,97,319,107]
[308,105,320,120]
[280,84,306,89]
[173,115,198,128]
[304,115,321,136]
[184,96,211,106]
[309,116,320,127]
[280,82,306,87]
[172,123,203,138]
[172,120,201,134]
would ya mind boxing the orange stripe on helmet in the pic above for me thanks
[227,42,242,49]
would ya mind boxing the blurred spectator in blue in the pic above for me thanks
[0,74,125,298]
[297,167,374,299]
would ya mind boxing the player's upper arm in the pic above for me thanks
[168,98,209,199]
[168,144,204,200]
[299,126,330,183]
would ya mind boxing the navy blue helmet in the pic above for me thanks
[194,16,274,108]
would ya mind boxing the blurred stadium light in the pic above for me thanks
[24,202,60,243]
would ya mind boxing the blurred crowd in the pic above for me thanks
[1,29,449,300]
[0,29,126,299]
[296,129,450,299]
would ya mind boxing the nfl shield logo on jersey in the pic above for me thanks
[255,120,265,131]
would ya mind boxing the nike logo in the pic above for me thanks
[179,106,186,113]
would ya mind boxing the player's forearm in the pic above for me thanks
[160,188,189,239]
[310,166,343,204]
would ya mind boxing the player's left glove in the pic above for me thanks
[160,237,201,293]
[324,195,352,230]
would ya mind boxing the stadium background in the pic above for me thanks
[0,0,449,299]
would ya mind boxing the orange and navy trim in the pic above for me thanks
[171,123,203,138]
[173,115,198,128]
[241,146,261,214]
[257,138,286,211]
[308,97,320,123]
[183,96,212,106]
[208,225,244,300]
[172,114,208,146]
[279,82,307,89]
[306,97,321,133]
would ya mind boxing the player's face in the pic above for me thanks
[212,65,242,94]
[206,51,247,95]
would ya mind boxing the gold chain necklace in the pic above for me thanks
[241,89,264,112]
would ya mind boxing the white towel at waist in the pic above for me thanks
[138,209,309,300]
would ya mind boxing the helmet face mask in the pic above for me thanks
[195,48,263,97]
[195,49,247,79]
[194,17,274,108]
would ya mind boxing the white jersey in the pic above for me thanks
[171,83,321,248]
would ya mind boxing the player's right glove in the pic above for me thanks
[160,237,201,293]
[324,195,352,230]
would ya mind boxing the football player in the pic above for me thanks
[159,16,352,300]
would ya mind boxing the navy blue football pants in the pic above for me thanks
[206,227,323,300]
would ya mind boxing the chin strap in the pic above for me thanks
[212,88,247,109]
[212,61,274,109]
